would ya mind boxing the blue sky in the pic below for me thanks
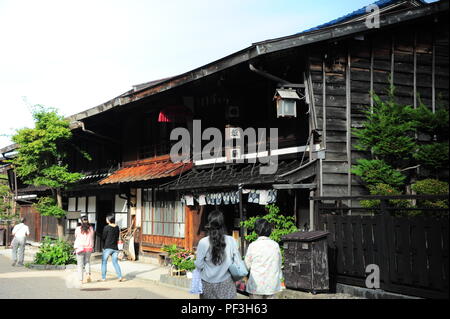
[0,0,437,148]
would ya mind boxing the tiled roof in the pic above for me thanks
[99,155,192,185]
[165,160,314,191]
[300,0,426,33]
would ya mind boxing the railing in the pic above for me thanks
[312,195,449,299]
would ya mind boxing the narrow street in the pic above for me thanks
[0,255,197,299]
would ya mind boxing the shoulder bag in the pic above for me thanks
[228,244,248,282]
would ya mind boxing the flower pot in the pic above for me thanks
[186,271,193,279]
[169,266,186,277]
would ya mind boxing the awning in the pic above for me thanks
[99,155,192,185]
[158,105,193,123]
[164,159,317,191]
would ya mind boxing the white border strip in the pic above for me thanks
[194,144,321,166]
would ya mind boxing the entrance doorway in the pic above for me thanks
[95,199,113,252]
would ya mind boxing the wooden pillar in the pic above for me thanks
[370,39,374,111]
[413,32,417,109]
[322,59,327,149]
[184,205,203,250]
[390,36,395,87]
[184,205,191,250]
[294,190,298,227]
[309,190,315,231]
[238,186,245,256]
[346,49,352,211]
[432,36,436,113]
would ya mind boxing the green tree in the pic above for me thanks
[411,101,449,174]
[352,87,449,192]
[9,106,87,238]
[241,204,298,260]
[353,92,417,167]
[351,159,406,189]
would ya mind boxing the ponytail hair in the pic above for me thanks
[80,216,91,234]
[205,210,226,265]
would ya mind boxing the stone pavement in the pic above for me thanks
[0,244,177,287]
[0,243,362,299]
[0,254,197,299]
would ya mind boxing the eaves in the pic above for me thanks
[67,1,448,123]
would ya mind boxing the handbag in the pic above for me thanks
[189,269,203,294]
[228,247,248,282]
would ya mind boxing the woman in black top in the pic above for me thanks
[101,215,125,282]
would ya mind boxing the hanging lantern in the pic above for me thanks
[273,88,301,118]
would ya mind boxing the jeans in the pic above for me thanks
[101,248,122,280]
[76,251,92,281]
[11,237,26,265]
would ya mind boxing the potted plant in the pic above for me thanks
[163,246,196,277]
[162,244,178,266]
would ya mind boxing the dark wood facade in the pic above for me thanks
[308,12,449,202]
[4,2,448,268]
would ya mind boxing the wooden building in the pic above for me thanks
[1,0,448,259]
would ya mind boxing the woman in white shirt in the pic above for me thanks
[244,219,282,299]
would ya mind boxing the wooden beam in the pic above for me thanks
[370,39,374,111]
[273,183,317,189]
[311,194,448,200]
[413,32,417,109]
[391,35,395,87]
[432,35,436,113]
[322,59,327,148]
[238,186,245,256]
[346,49,352,210]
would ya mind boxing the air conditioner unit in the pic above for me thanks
[227,105,240,119]
[225,126,241,139]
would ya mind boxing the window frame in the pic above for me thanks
[141,188,185,238]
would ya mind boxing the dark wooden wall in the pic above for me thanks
[321,213,449,299]
[19,205,41,242]
[308,15,449,201]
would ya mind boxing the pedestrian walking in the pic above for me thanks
[74,216,95,284]
[244,218,282,299]
[194,210,240,299]
[11,217,30,267]
[101,215,125,282]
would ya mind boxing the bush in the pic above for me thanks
[413,142,449,170]
[241,204,298,244]
[171,250,195,272]
[162,244,195,271]
[34,237,76,265]
[412,179,449,213]
[0,213,20,221]
[352,159,406,189]
[412,179,449,196]
[241,204,298,264]
[162,244,179,256]
[361,183,411,216]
